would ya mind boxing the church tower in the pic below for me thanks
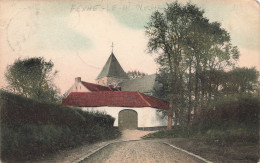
[96,45,129,86]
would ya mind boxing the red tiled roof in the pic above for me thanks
[62,91,169,110]
[81,81,118,91]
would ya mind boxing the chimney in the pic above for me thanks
[75,77,81,83]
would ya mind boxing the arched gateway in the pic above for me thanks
[62,91,169,130]
[118,109,138,130]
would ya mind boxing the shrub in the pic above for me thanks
[197,95,259,130]
[0,91,86,127]
[75,109,115,128]
[145,95,259,145]
[0,91,120,161]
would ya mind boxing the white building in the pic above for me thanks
[62,50,170,130]
[62,91,169,130]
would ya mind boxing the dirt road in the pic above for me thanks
[84,140,204,163]
[33,130,208,163]
[28,129,256,162]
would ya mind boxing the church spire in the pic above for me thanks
[111,42,114,53]
[96,45,129,81]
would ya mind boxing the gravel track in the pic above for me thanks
[84,140,204,163]
[27,130,256,162]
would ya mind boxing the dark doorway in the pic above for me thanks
[118,110,138,130]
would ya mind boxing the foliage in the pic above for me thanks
[4,57,59,103]
[146,2,244,127]
[197,95,259,129]
[0,91,120,161]
[145,2,207,127]
[144,95,259,145]
[144,126,258,146]
[0,91,85,127]
[221,67,259,95]
[127,70,147,79]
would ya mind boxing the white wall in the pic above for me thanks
[70,82,90,92]
[64,81,90,97]
[81,106,168,128]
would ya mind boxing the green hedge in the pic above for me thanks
[145,95,259,145]
[0,91,120,161]
[0,91,116,128]
[198,95,259,130]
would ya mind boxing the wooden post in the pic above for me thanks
[167,100,173,130]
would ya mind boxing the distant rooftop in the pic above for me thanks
[81,81,119,91]
[118,74,157,93]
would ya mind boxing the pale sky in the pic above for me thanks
[0,0,259,94]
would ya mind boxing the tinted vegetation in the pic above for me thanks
[145,95,259,145]
[0,91,120,162]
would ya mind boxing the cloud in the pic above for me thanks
[219,0,260,50]
[35,16,92,51]
[2,1,92,52]
[67,9,157,73]
[1,0,259,94]
[109,2,164,30]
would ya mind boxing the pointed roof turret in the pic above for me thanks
[97,52,129,80]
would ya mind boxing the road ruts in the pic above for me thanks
[83,140,205,163]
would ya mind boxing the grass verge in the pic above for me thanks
[143,124,258,162]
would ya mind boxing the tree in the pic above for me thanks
[221,67,259,95]
[5,57,59,103]
[185,21,239,117]
[127,70,147,79]
[146,2,240,128]
[146,2,207,129]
